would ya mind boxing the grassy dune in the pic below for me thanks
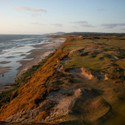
[0,34,125,125]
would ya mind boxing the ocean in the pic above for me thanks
[0,34,50,84]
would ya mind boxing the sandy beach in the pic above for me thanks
[0,37,66,92]
[17,38,65,77]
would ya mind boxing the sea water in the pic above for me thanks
[0,34,50,84]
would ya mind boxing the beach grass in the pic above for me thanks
[0,34,125,124]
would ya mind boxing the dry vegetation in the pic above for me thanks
[0,34,125,125]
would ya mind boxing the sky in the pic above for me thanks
[0,0,125,34]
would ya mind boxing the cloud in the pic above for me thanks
[102,23,125,29]
[52,24,63,27]
[73,21,95,27]
[15,6,47,13]
[32,23,63,27]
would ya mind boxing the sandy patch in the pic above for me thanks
[0,85,12,93]
[0,67,10,75]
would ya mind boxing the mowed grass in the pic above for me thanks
[65,55,111,71]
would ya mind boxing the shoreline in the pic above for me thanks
[0,37,66,93]
[17,38,66,77]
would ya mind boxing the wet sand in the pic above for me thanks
[0,84,12,93]
[0,67,10,75]
[0,61,11,64]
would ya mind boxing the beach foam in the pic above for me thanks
[0,35,50,84]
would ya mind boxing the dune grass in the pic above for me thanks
[0,34,124,124]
